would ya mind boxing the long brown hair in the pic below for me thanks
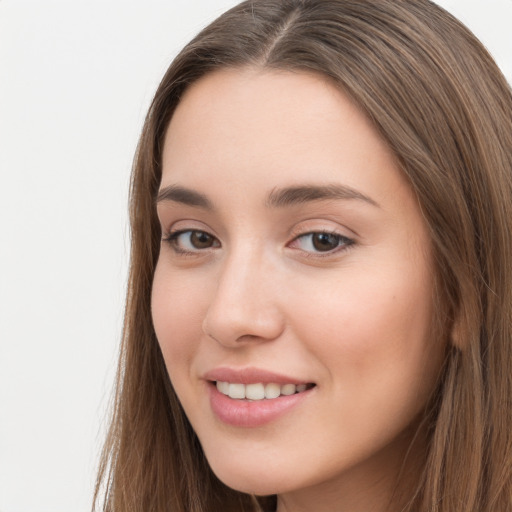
[94,1,512,510]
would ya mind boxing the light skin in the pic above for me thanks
[152,68,446,512]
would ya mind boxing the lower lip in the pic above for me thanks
[208,382,312,427]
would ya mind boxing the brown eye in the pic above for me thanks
[312,233,341,252]
[190,231,215,249]
[290,231,354,255]
[166,229,220,253]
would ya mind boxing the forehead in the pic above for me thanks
[160,67,405,207]
[165,67,383,148]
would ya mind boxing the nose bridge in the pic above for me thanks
[203,241,284,345]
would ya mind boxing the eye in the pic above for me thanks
[290,232,353,254]
[165,229,220,253]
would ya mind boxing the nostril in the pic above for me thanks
[235,333,259,342]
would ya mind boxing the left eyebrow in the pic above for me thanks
[155,185,213,209]
[265,184,380,208]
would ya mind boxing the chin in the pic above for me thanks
[206,455,297,496]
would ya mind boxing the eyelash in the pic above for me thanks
[163,228,355,258]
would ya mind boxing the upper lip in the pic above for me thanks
[203,367,312,385]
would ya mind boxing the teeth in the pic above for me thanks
[216,381,229,394]
[216,381,310,400]
[228,383,245,399]
[246,383,265,400]
[280,383,296,396]
[265,382,281,399]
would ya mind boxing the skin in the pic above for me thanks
[152,68,446,512]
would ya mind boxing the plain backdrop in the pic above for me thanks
[0,1,510,511]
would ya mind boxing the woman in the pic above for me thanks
[94,1,512,511]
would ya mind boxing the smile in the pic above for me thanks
[215,381,311,400]
[209,381,315,427]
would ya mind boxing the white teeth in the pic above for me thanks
[216,381,309,400]
[216,381,229,394]
[228,383,246,399]
[245,383,265,400]
[280,383,297,396]
[264,382,281,399]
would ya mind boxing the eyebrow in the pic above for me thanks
[266,184,379,208]
[156,185,213,209]
[155,183,379,209]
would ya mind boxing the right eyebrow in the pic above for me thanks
[155,185,213,209]
[266,183,379,208]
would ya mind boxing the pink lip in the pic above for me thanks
[203,367,314,428]
[203,366,310,385]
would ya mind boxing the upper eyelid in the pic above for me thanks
[288,221,356,240]
[292,229,348,238]
[163,226,353,241]
[161,219,215,236]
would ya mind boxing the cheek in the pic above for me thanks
[151,264,207,375]
[292,263,438,397]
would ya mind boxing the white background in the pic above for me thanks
[0,1,510,511]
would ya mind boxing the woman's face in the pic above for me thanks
[152,68,445,509]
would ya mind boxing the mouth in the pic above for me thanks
[213,381,316,401]
[203,368,316,426]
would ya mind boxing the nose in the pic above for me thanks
[202,249,285,347]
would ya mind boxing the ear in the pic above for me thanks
[449,301,477,351]
[449,313,465,350]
